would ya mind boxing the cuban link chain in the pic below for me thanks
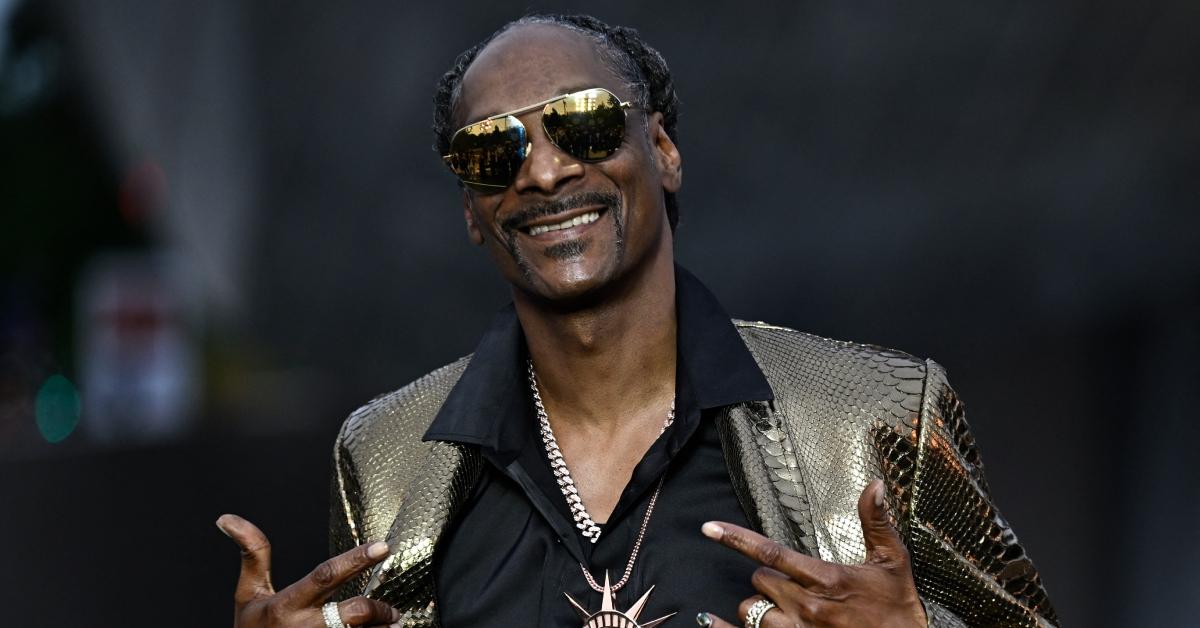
[527,359,675,593]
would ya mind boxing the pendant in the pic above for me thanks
[564,572,676,628]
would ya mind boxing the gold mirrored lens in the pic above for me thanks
[542,88,626,161]
[443,88,628,191]
[445,115,528,189]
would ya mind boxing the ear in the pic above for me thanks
[647,112,682,194]
[462,189,485,246]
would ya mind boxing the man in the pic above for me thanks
[217,14,1057,628]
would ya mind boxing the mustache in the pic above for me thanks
[500,191,620,232]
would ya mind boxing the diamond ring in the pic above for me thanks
[321,601,347,628]
[745,598,778,628]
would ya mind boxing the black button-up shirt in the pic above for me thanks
[426,267,775,627]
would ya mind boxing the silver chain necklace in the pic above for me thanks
[527,359,674,594]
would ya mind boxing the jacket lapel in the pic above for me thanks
[716,401,821,558]
[365,440,484,605]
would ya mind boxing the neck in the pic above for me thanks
[514,240,677,431]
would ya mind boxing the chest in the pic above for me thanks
[435,417,760,627]
[550,419,669,523]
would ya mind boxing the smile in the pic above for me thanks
[524,210,603,236]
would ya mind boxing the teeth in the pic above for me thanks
[528,211,601,236]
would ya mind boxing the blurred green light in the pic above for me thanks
[35,374,81,443]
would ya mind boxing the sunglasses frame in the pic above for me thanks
[443,87,635,192]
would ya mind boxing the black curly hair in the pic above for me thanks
[432,14,682,231]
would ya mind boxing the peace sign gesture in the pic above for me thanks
[216,514,401,628]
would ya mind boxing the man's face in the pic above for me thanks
[454,24,682,305]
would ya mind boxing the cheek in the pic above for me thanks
[468,197,507,240]
[470,199,527,263]
[626,138,664,196]
[615,155,664,219]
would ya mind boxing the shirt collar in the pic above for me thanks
[422,265,774,451]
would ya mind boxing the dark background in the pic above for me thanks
[2,1,1197,626]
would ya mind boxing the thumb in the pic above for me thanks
[217,513,275,603]
[857,479,906,564]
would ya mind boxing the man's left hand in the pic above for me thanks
[701,479,926,627]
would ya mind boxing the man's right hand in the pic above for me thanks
[216,514,401,628]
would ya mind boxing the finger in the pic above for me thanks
[741,580,823,625]
[697,611,737,628]
[737,594,766,621]
[336,596,402,626]
[857,479,908,565]
[737,595,798,628]
[216,513,274,603]
[702,521,836,588]
[749,567,809,611]
[280,540,390,606]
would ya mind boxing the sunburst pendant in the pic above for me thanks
[564,572,676,628]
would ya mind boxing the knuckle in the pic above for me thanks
[757,540,784,567]
[375,600,399,622]
[264,600,288,625]
[799,599,822,620]
[238,597,260,614]
[816,566,844,592]
[750,567,773,590]
[240,540,270,559]
[311,560,337,587]
[340,597,372,622]
[343,597,394,624]
[876,543,911,568]
[818,579,842,598]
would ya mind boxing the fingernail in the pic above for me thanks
[696,612,713,626]
[873,482,885,509]
[214,519,231,538]
[701,522,723,540]
[367,541,389,559]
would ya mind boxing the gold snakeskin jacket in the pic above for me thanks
[329,321,1059,627]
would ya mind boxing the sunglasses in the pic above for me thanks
[443,87,635,192]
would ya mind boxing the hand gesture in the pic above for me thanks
[216,514,401,628]
[700,479,926,628]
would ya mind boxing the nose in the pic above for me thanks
[512,117,585,194]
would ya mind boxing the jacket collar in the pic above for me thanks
[366,267,784,605]
[421,264,774,453]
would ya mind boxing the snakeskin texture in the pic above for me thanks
[330,323,1057,627]
[905,363,1058,626]
[329,357,474,623]
[730,323,1058,627]
[715,400,820,559]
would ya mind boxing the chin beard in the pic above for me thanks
[502,192,626,287]
[543,239,589,260]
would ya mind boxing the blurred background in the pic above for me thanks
[1,1,1196,625]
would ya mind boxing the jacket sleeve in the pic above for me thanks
[329,421,370,601]
[900,360,1059,627]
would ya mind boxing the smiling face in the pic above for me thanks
[454,24,682,306]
